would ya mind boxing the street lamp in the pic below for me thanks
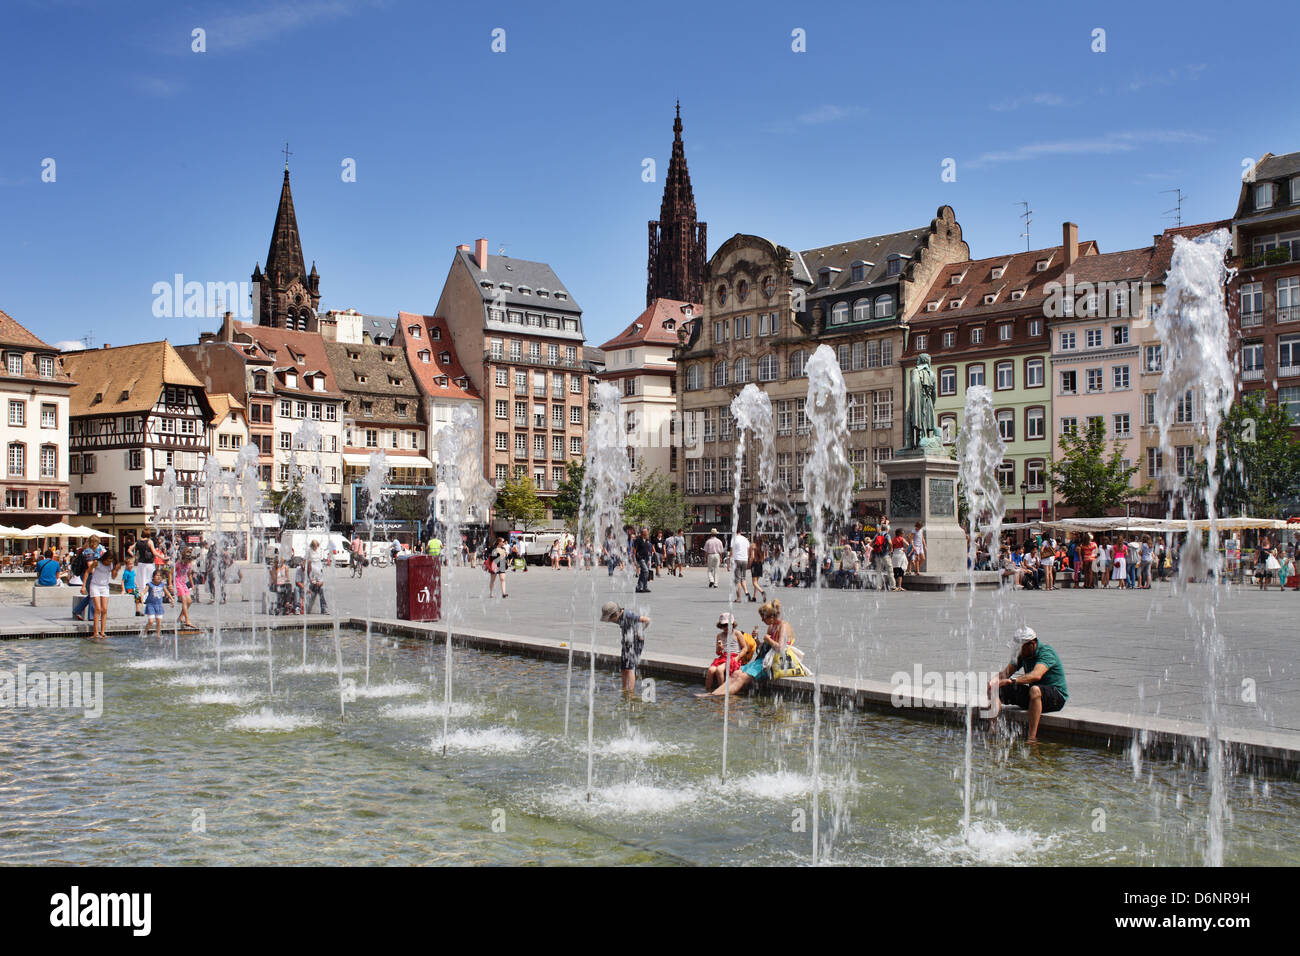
[1019,480,1029,526]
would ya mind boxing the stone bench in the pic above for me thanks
[31,585,139,615]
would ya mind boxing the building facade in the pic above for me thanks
[907,223,1099,522]
[61,341,214,549]
[675,208,968,537]
[1230,152,1300,433]
[0,310,72,530]
[435,239,587,519]
[599,299,698,480]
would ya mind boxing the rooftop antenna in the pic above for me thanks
[81,331,95,349]
[1161,188,1185,228]
[282,141,293,170]
[1016,201,1033,251]
[497,243,507,256]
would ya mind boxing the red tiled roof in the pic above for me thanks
[0,309,57,352]
[599,299,702,351]
[1148,220,1231,281]
[229,322,345,399]
[396,312,479,403]
[913,241,1100,321]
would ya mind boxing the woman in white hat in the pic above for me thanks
[705,612,757,692]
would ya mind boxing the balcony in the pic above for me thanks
[873,419,893,429]
[484,349,585,371]
[1241,311,1264,328]
[1279,307,1299,324]
[533,386,546,398]
[1242,368,1265,382]
[514,383,527,395]
[551,450,564,461]
[1279,364,1300,379]
[514,416,527,427]
[514,448,528,460]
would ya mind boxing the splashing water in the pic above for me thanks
[433,402,496,754]
[1153,228,1235,866]
[361,449,388,686]
[956,384,1007,836]
[802,345,855,864]
[582,382,633,800]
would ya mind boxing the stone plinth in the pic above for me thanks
[880,453,993,589]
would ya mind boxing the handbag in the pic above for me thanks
[770,643,809,680]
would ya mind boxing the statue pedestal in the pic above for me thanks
[880,453,998,591]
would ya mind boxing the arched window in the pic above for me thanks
[685,364,702,391]
[737,279,749,303]
[716,284,728,306]
[940,416,956,444]
[789,349,807,379]
[758,353,779,382]
[713,361,729,388]
[874,294,894,318]
[830,302,850,325]
[762,275,775,298]
[853,298,871,322]
[733,357,750,383]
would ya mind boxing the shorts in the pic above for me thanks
[740,656,767,680]
[620,631,644,672]
[89,584,110,599]
[999,682,1066,714]
[710,654,743,674]
[144,600,164,618]
[733,561,748,583]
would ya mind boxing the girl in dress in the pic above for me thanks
[1111,538,1128,589]
[143,569,173,639]
[174,549,196,627]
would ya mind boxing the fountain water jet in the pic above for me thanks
[1153,228,1235,866]
[801,346,855,864]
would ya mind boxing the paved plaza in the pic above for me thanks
[4,561,1298,742]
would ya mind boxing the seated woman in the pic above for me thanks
[705,612,757,691]
[707,600,795,697]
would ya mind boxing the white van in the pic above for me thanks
[278,530,350,567]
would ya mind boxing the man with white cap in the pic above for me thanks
[990,625,1068,743]
[601,601,651,694]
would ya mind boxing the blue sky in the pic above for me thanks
[2,0,1296,351]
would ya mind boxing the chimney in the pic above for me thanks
[1063,222,1078,267]
[474,238,488,271]
[456,243,470,252]
[102,343,111,349]
[222,311,235,343]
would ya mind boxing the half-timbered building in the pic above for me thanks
[61,341,215,550]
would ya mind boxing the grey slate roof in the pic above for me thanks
[458,249,582,313]
[1256,152,1300,182]
[800,227,929,300]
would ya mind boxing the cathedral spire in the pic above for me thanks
[253,165,319,330]
[647,103,706,307]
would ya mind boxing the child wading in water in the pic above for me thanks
[143,569,173,639]
[600,600,650,694]
[123,554,141,617]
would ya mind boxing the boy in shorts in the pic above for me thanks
[600,600,650,695]
[122,554,141,616]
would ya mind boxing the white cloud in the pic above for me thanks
[199,0,371,53]
[54,340,86,352]
[990,92,1066,112]
[967,130,1210,169]
[796,104,866,126]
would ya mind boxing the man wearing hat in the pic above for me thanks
[601,601,651,694]
[703,529,724,589]
[991,626,1067,743]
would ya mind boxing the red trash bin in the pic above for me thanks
[396,555,441,622]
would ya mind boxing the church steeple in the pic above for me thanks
[647,103,706,307]
[253,165,320,330]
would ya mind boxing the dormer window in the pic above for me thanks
[285,372,298,388]
[991,266,1005,279]
[388,377,401,386]
[439,351,451,364]
[949,298,963,309]
[313,376,325,392]
[555,292,567,300]
[818,268,839,288]
[1036,258,1052,272]
[1010,289,1026,300]
[383,354,395,363]
[886,255,902,277]
[454,377,468,389]
[436,376,449,388]
[431,327,441,339]
[1255,183,1276,210]
[408,325,421,338]
[480,281,494,290]
[950,271,966,284]
[538,289,549,298]
[984,293,997,305]
[38,356,54,379]
[926,301,939,312]
[850,261,871,283]
[518,286,531,295]
[418,351,431,363]
[663,319,676,331]
[348,351,360,360]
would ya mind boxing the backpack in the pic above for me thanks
[71,550,88,579]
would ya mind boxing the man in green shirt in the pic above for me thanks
[995,626,1067,743]
[427,536,442,558]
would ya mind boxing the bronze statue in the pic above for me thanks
[903,353,939,452]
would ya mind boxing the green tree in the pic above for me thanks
[551,461,588,528]
[267,488,305,529]
[623,470,692,531]
[494,474,546,530]
[1049,417,1147,517]
[1216,395,1300,516]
